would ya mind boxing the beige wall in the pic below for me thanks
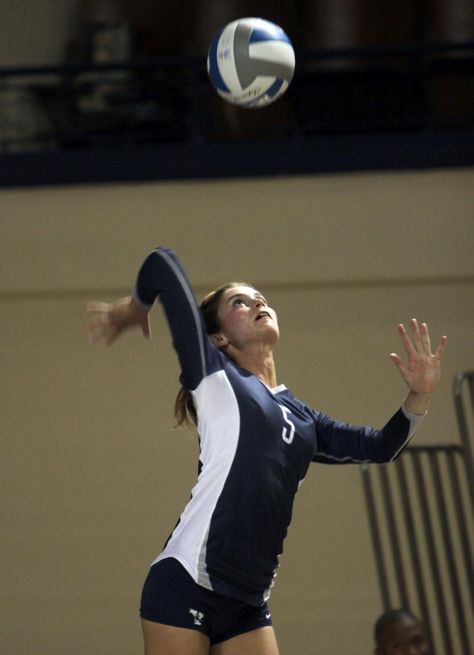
[2,168,474,655]
[0,1,78,67]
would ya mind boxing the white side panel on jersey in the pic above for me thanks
[152,370,240,590]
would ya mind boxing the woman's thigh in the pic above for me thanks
[141,618,210,655]
[210,626,280,655]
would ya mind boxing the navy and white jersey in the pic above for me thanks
[134,247,422,606]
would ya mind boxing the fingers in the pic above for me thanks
[418,321,448,361]
[389,352,403,369]
[409,318,423,352]
[87,301,111,314]
[398,319,446,358]
[87,315,111,343]
[398,318,447,355]
[420,321,431,353]
[434,334,448,359]
[398,322,416,356]
[86,300,113,343]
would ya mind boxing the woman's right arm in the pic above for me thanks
[87,246,221,390]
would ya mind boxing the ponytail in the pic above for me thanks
[174,386,197,428]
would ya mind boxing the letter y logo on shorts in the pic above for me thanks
[189,608,205,626]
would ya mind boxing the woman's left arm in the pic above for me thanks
[390,318,447,416]
[312,319,447,464]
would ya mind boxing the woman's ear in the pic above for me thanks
[210,333,228,349]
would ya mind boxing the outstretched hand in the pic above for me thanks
[390,318,447,397]
[87,296,151,345]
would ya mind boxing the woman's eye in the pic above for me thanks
[233,298,245,306]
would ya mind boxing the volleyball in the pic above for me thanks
[207,17,295,108]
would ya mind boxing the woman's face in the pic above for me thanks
[213,285,279,350]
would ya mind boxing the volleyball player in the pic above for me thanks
[87,246,446,655]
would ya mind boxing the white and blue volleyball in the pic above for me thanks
[207,17,295,108]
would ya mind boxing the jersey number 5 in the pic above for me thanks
[279,405,295,444]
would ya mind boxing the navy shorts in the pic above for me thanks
[139,557,273,645]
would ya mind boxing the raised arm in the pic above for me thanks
[312,319,447,465]
[87,247,222,390]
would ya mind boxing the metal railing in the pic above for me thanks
[361,371,474,655]
[1,40,473,154]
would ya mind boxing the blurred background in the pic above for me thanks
[1,0,474,183]
[1,2,473,655]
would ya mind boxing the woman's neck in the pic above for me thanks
[234,349,277,388]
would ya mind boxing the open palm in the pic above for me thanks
[390,318,447,395]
